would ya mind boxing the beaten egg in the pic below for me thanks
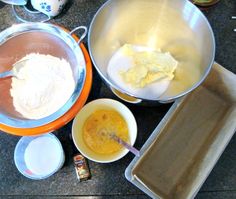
[82,109,129,155]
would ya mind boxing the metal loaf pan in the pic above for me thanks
[125,63,236,199]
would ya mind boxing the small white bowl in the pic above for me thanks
[72,98,137,163]
[14,133,65,180]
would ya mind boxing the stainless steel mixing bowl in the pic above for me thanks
[0,23,87,128]
[88,0,215,104]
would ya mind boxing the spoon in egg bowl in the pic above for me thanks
[98,128,140,157]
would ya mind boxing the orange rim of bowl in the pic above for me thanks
[0,26,93,136]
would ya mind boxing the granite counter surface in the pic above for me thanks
[0,0,235,198]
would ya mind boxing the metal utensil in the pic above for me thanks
[99,129,140,157]
[110,133,140,157]
[0,59,27,79]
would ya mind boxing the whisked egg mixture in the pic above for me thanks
[82,109,129,155]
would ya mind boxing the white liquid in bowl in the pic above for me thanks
[24,136,63,176]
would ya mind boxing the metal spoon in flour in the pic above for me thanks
[0,59,27,79]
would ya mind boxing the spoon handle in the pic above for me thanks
[111,134,140,157]
[0,70,13,79]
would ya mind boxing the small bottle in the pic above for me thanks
[73,154,91,182]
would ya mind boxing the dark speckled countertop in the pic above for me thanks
[0,0,235,199]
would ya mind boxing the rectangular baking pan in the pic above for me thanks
[125,63,236,199]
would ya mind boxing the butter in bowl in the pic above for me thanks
[125,63,236,199]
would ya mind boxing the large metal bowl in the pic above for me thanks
[0,23,90,133]
[88,0,215,104]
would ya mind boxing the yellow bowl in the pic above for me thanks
[72,99,137,163]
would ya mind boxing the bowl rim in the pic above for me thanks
[0,25,93,136]
[0,22,86,128]
[72,98,138,163]
[88,0,215,102]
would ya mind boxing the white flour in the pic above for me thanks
[24,136,63,176]
[10,53,75,119]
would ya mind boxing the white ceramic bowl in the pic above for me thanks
[72,99,137,163]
